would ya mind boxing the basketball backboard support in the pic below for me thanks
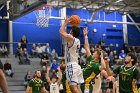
[9,0,47,20]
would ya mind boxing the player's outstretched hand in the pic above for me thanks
[83,27,88,36]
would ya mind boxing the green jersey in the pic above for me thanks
[81,55,101,93]
[29,78,44,93]
[113,65,140,93]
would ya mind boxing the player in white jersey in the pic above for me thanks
[46,67,62,93]
[59,17,84,93]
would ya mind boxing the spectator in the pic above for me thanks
[15,43,21,58]
[51,49,58,61]
[1,44,8,57]
[30,44,37,58]
[20,35,28,50]
[24,70,32,88]
[41,52,49,66]
[109,51,114,67]
[41,44,46,53]
[50,59,59,72]
[4,59,14,77]
[119,50,126,61]
[113,50,118,64]
[45,43,51,55]
[36,43,43,58]
[98,38,105,46]
[19,48,30,64]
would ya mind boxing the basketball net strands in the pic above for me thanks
[34,4,52,27]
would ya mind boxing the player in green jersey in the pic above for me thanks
[81,27,114,93]
[106,53,140,93]
[26,70,48,93]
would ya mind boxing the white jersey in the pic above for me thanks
[65,38,80,63]
[50,82,59,93]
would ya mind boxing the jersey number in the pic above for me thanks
[122,75,126,81]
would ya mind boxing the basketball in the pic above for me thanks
[69,15,80,26]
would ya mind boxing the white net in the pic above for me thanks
[34,6,52,27]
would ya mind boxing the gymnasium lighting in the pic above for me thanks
[113,24,116,28]
[93,28,97,33]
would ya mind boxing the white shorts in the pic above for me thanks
[66,62,84,85]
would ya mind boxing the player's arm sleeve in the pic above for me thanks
[28,80,33,87]
[134,68,140,80]
[87,55,94,62]
[113,66,120,75]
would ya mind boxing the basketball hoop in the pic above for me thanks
[34,4,52,27]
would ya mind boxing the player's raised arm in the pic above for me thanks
[57,67,62,84]
[99,51,106,70]
[59,17,73,41]
[83,27,91,57]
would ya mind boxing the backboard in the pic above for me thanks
[9,0,47,20]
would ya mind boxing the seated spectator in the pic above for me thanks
[4,59,14,77]
[45,43,51,54]
[51,49,58,61]
[24,70,32,88]
[1,44,8,57]
[50,59,59,72]
[36,43,43,58]
[19,48,30,64]
[30,44,37,58]
[20,35,28,50]
[109,51,114,67]
[119,50,126,60]
[15,43,21,58]
[98,38,105,46]
[41,44,46,53]
[113,50,118,64]
[41,52,50,66]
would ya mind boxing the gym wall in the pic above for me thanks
[127,14,140,46]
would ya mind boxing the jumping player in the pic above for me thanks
[81,27,114,93]
[59,17,84,93]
